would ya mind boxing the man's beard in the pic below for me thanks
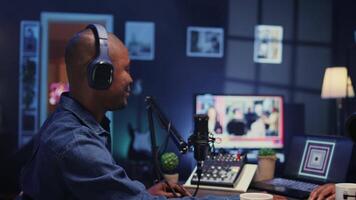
[108,98,128,111]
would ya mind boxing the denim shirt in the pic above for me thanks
[21,93,239,200]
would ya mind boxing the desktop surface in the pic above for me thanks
[185,187,297,200]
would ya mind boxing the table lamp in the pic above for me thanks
[321,66,355,135]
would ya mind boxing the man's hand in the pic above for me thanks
[148,181,192,198]
[309,183,335,200]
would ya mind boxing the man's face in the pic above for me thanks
[99,38,133,111]
[108,48,132,110]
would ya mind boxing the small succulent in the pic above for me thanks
[160,152,179,174]
[258,148,276,157]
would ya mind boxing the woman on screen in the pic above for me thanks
[207,106,223,134]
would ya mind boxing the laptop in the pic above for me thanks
[252,135,354,199]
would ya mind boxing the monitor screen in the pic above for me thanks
[195,94,284,149]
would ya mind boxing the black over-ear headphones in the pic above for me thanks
[86,24,114,90]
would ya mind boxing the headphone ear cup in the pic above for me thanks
[87,62,94,88]
[86,24,113,90]
[88,61,114,90]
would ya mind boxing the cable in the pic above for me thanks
[158,130,170,153]
[157,122,180,198]
[193,166,202,197]
[164,180,179,198]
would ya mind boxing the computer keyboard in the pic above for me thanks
[190,153,245,187]
[266,178,319,192]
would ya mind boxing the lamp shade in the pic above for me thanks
[321,67,350,99]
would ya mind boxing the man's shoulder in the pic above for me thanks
[40,110,94,157]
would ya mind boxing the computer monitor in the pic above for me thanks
[195,94,284,149]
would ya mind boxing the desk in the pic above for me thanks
[185,187,300,200]
[183,164,304,199]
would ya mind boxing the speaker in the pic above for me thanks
[346,113,356,182]
[86,24,114,90]
[282,103,305,158]
[346,112,356,142]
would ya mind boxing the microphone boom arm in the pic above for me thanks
[145,96,214,196]
[145,96,189,154]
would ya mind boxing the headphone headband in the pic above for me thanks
[86,24,108,39]
[86,24,113,90]
[86,24,109,58]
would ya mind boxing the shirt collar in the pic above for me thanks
[59,92,110,135]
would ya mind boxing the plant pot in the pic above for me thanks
[163,173,179,184]
[254,155,277,182]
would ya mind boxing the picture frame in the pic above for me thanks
[23,23,39,54]
[125,21,155,60]
[186,26,224,58]
[18,21,40,147]
[254,25,283,64]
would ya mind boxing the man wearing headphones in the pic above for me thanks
[21,24,195,200]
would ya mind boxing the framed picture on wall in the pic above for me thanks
[19,21,40,147]
[254,25,283,64]
[23,23,39,54]
[186,26,224,58]
[125,21,155,60]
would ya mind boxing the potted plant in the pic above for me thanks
[254,148,277,182]
[160,152,179,183]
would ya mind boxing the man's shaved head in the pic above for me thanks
[64,27,132,119]
[65,28,129,92]
[65,29,95,89]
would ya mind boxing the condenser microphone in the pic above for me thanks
[346,113,356,143]
[189,114,210,170]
